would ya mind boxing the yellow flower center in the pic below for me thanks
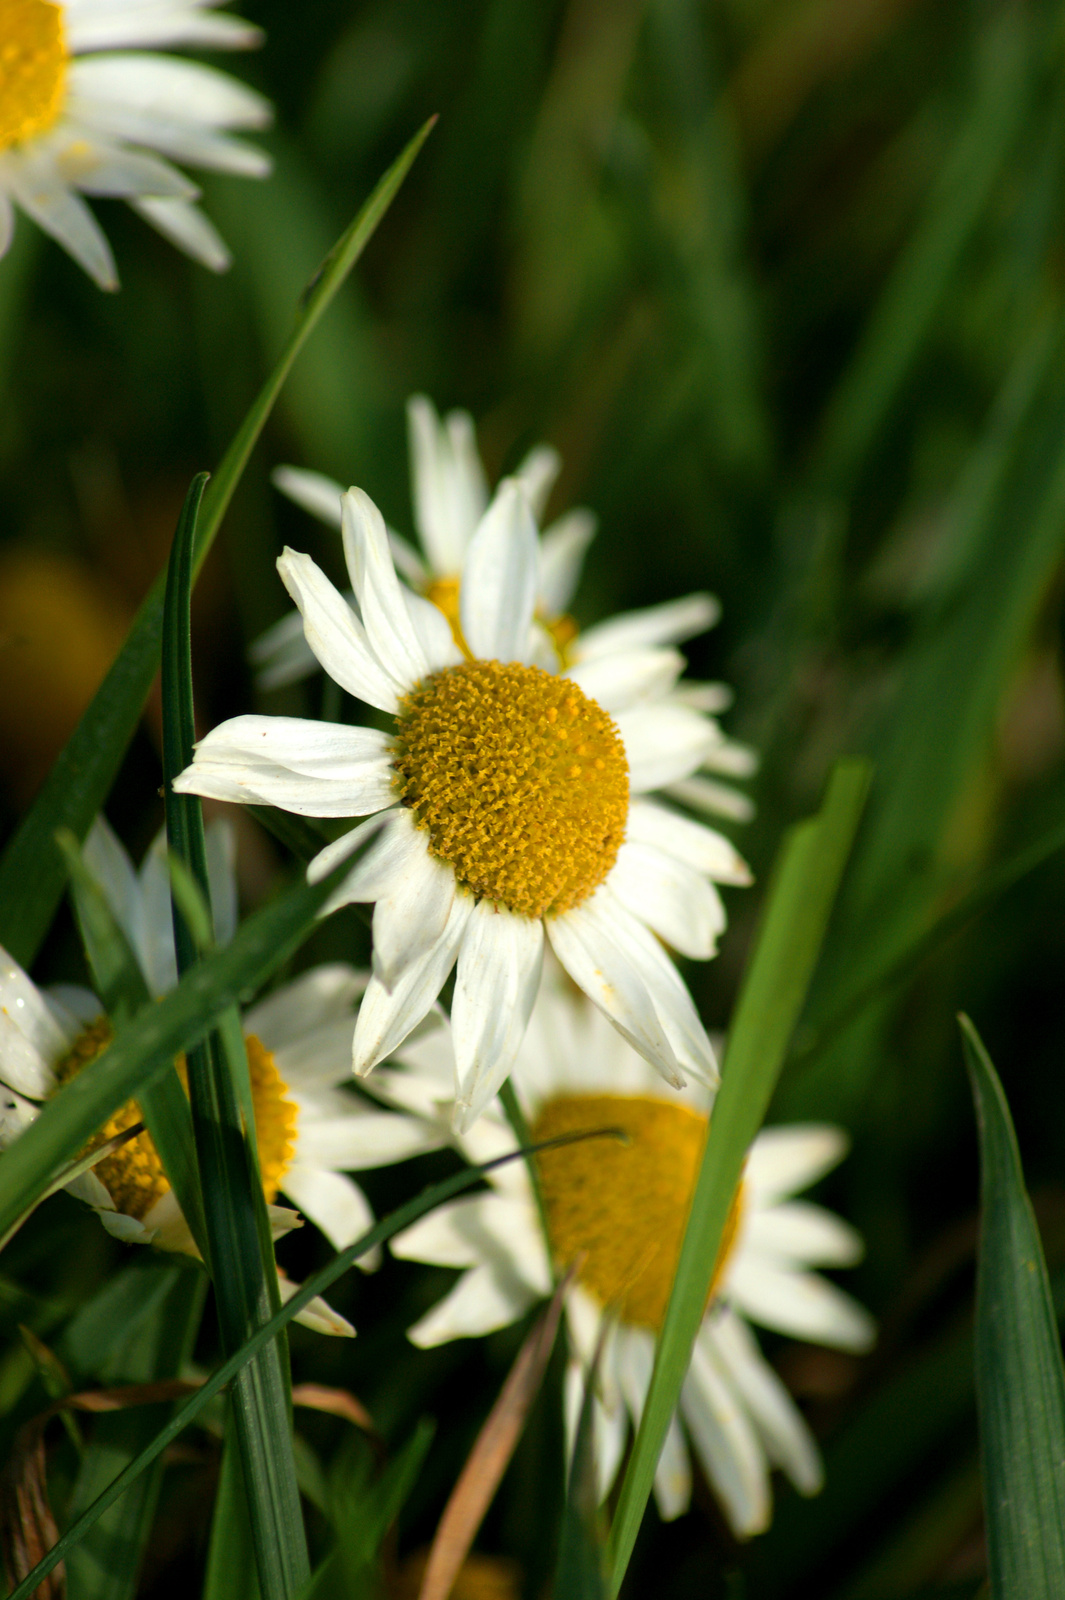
[0,0,67,153]
[424,574,579,669]
[530,1094,744,1331]
[392,660,629,919]
[55,1024,299,1222]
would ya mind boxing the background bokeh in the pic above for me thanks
[3,0,1065,1595]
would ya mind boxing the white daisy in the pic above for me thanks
[0,817,443,1330]
[174,478,755,1129]
[379,977,876,1538]
[0,0,271,289]
[251,394,600,691]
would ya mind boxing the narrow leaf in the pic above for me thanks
[606,759,870,1591]
[961,1014,1065,1598]
[553,1328,608,1600]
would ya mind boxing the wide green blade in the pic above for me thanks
[605,759,870,1592]
[961,1014,1065,1597]
[161,474,309,1599]
[0,116,435,970]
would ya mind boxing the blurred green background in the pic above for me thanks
[3,0,1065,1594]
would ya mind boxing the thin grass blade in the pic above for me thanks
[553,1327,608,1600]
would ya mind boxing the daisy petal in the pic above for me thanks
[407,395,487,573]
[281,1164,375,1254]
[665,775,756,824]
[132,195,231,268]
[244,964,368,1052]
[616,704,717,792]
[707,1309,822,1494]
[546,896,682,1088]
[68,55,272,132]
[538,509,597,615]
[276,1276,355,1337]
[352,894,473,1075]
[341,488,431,688]
[3,156,117,289]
[0,950,70,1094]
[682,1333,769,1538]
[565,649,684,713]
[726,1257,876,1352]
[610,841,726,960]
[0,1087,40,1149]
[272,465,344,526]
[460,480,539,665]
[407,1264,537,1347]
[372,837,456,990]
[64,8,263,53]
[744,1200,864,1268]
[451,904,544,1131]
[577,593,720,660]
[403,587,463,673]
[296,1107,444,1171]
[307,813,394,889]
[513,444,561,520]
[627,799,751,886]
[278,547,401,711]
[744,1125,849,1203]
[174,716,395,817]
[247,610,317,691]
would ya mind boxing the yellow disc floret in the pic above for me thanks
[530,1093,744,1331]
[55,1022,299,1223]
[393,660,629,919]
[0,0,67,153]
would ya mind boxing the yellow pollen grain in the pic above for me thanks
[530,1093,745,1331]
[0,0,67,153]
[55,1022,299,1222]
[393,659,629,918]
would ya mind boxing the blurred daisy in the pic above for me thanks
[174,481,755,1128]
[381,979,876,1537]
[253,394,599,690]
[0,818,442,1329]
[0,0,272,289]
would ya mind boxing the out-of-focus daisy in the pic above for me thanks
[0,818,442,1331]
[253,394,599,690]
[379,978,875,1537]
[174,479,755,1128]
[0,0,272,289]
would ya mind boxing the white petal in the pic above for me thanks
[562,1358,629,1504]
[328,808,428,910]
[45,985,101,1030]
[174,715,395,817]
[701,739,759,780]
[352,894,473,1074]
[83,816,145,975]
[407,395,487,573]
[627,799,752,886]
[616,704,717,792]
[513,444,561,520]
[538,509,597,615]
[131,195,230,270]
[577,593,720,660]
[459,481,539,664]
[406,1264,534,1347]
[0,1006,62,1101]
[245,964,366,1052]
[0,1087,40,1149]
[281,1164,375,1255]
[546,896,682,1087]
[341,488,431,688]
[745,1126,850,1204]
[682,1334,769,1538]
[388,529,427,588]
[450,904,543,1131]
[372,835,456,989]
[565,649,684,713]
[0,947,76,1065]
[248,610,318,690]
[665,775,756,824]
[402,586,462,673]
[52,137,196,199]
[610,841,725,960]
[272,465,343,527]
[306,813,394,888]
[744,1201,864,1269]
[295,1108,443,1172]
[671,681,734,714]
[98,1209,154,1243]
[276,1276,355,1337]
[3,155,117,289]
[68,54,271,131]
[706,1309,822,1494]
[65,8,263,52]
[277,547,401,711]
[726,1257,876,1353]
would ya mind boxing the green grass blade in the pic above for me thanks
[553,1338,608,1600]
[204,1422,261,1600]
[0,849,357,1242]
[4,1150,530,1600]
[161,475,309,1599]
[55,827,206,1255]
[0,117,435,970]
[961,1014,1065,1597]
[605,759,870,1592]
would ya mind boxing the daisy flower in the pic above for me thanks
[251,393,599,691]
[378,978,876,1537]
[174,478,755,1128]
[0,0,272,289]
[0,817,442,1329]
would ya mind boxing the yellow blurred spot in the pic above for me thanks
[0,0,67,152]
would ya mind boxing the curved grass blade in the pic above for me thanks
[605,759,870,1593]
[0,116,436,970]
[961,1014,1065,1598]
[162,474,309,1599]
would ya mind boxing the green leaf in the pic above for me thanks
[0,116,435,970]
[5,1150,526,1600]
[203,1421,262,1600]
[961,1014,1065,1598]
[161,474,310,1600]
[605,759,870,1593]
[553,1334,607,1600]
